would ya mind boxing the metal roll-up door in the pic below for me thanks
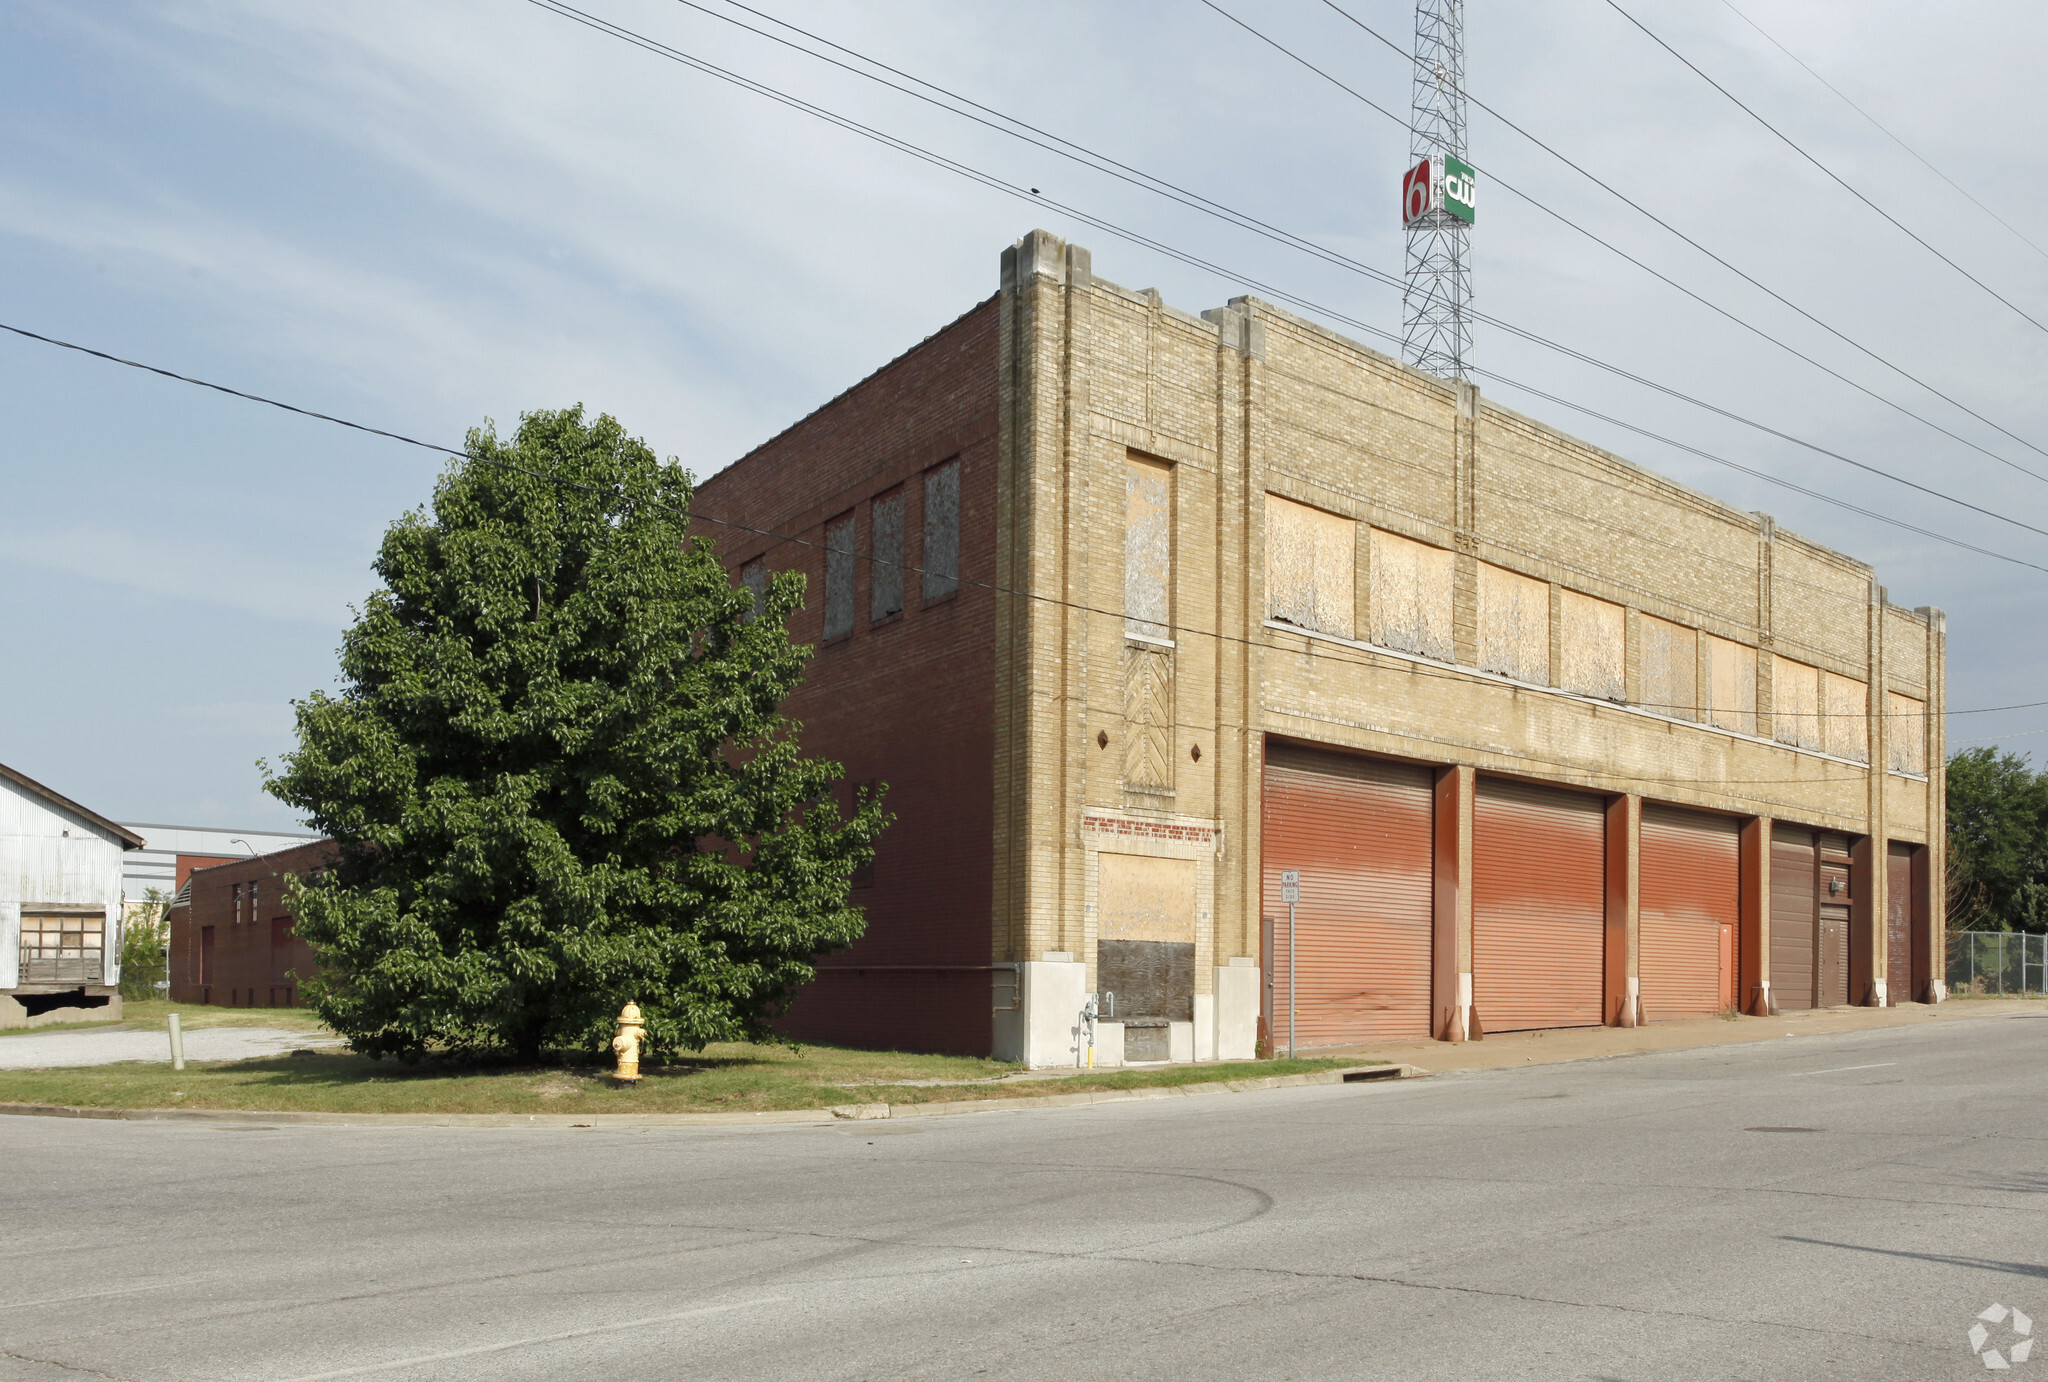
[1770,827,1817,1010]
[1261,745,1435,1047]
[1473,777,1606,1031]
[1639,804,1740,1021]
[1886,844,1914,1004]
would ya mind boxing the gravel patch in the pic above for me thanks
[0,1026,342,1069]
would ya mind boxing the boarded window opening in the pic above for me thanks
[1369,529,1454,661]
[1559,589,1624,702]
[1824,671,1869,763]
[1096,853,1196,1022]
[1478,562,1549,684]
[1125,457,1173,640]
[1640,614,1697,720]
[1265,494,1355,639]
[823,512,855,641]
[739,558,767,623]
[1888,692,1927,775]
[1773,655,1822,750]
[1703,634,1757,735]
[922,460,960,602]
[19,913,105,984]
[870,489,904,622]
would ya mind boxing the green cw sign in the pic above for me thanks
[1402,154,1477,227]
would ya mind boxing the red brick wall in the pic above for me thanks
[168,840,336,1008]
[693,297,1000,1055]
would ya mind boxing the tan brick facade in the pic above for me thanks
[704,230,1946,1064]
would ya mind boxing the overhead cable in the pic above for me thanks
[1315,0,2048,479]
[0,315,2013,727]
[529,0,2048,554]
[1604,0,2048,341]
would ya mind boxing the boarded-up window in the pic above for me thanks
[739,558,767,623]
[1126,456,1173,640]
[1824,671,1868,762]
[19,912,105,983]
[922,460,959,602]
[870,489,904,622]
[1703,633,1756,735]
[1369,529,1454,661]
[1559,589,1624,702]
[1888,692,1927,775]
[823,512,855,641]
[1640,614,1697,720]
[1265,494,1355,638]
[1096,853,1196,1022]
[1478,562,1549,684]
[1773,655,1822,750]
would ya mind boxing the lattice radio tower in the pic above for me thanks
[1401,0,1472,380]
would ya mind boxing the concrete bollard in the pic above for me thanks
[168,1012,185,1071]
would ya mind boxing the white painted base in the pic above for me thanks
[1091,1020,1125,1067]
[1214,962,1258,1060]
[991,960,1089,1067]
[1192,993,1215,1061]
[1931,980,1948,1003]
[1168,1021,1194,1063]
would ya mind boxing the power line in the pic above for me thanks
[1720,1,2048,269]
[0,315,2013,724]
[1604,0,2048,342]
[1202,0,2048,504]
[525,0,2048,568]
[1314,0,2048,482]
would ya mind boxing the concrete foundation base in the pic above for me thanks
[0,991,123,1030]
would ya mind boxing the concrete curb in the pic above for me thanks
[0,1064,1423,1129]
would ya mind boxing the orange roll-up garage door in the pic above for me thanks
[1473,777,1606,1031]
[1639,804,1740,1020]
[1261,745,1435,1046]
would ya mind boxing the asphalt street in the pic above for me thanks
[3,1010,2044,1381]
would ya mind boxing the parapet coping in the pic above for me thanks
[0,1064,1423,1130]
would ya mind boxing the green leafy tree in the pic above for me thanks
[264,407,886,1063]
[1946,747,2048,932]
[118,889,170,1001]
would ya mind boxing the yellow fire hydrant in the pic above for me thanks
[611,1002,646,1084]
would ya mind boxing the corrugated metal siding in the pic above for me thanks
[1771,827,1816,1011]
[1473,777,1606,1031]
[1887,845,1913,1004]
[1639,804,1739,1021]
[1261,745,1435,1046]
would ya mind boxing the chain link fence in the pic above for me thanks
[1947,930,2048,997]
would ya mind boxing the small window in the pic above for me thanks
[1125,456,1173,640]
[871,490,905,622]
[824,512,855,641]
[231,882,242,925]
[739,559,767,623]
[922,461,960,602]
[1888,692,1927,774]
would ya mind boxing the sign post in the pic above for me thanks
[1279,870,1301,1058]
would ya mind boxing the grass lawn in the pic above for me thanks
[0,1041,1364,1116]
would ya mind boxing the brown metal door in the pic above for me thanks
[1818,837,1852,1007]
[1887,844,1914,1004]
[1818,907,1849,1006]
[1770,827,1816,1010]
[1261,745,1435,1046]
[1639,804,1740,1020]
[1473,777,1606,1031]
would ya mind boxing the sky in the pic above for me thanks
[3,0,2046,831]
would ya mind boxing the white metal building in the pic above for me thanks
[118,822,321,906]
[1,762,144,1025]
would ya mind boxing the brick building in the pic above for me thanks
[693,230,1946,1067]
[166,839,335,1008]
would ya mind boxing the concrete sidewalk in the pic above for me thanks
[1310,994,2048,1073]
